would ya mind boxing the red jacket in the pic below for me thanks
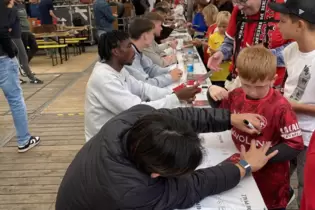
[300,132,315,210]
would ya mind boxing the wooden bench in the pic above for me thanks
[38,44,68,66]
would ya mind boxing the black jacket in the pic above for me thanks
[56,105,241,210]
[0,5,17,58]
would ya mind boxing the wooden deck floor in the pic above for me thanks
[0,50,299,210]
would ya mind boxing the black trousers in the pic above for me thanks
[21,31,38,63]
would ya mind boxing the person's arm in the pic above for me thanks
[220,35,234,61]
[128,73,180,105]
[158,42,169,51]
[139,0,149,12]
[266,101,304,163]
[48,3,58,20]
[93,79,180,115]
[158,107,232,133]
[124,58,173,88]
[270,42,292,67]
[121,163,243,209]
[143,48,167,67]
[219,6,238,60]
[290,102,315,116]
[142,54,171,75]
[100,3,116,23]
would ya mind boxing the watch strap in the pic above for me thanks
[238,159,252,176]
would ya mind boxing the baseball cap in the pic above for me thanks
[269,0,315,24]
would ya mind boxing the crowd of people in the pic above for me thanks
[1,0,315,209]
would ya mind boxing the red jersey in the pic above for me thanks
[300,132,315,210]
[220,88,304,209]
[226,0,289,86]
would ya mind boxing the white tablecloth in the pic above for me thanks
[168,30,211,104]
[183,131,267,210]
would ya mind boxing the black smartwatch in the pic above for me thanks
[238,160,252,176]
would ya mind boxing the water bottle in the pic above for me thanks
[186,50,194,79]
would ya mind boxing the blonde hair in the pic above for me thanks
[202,4,219,26]
[216,11,231,26]
[236,46,277,82]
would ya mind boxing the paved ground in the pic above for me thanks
[0,47,299,209]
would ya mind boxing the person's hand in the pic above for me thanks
[185,22,192,28]
[191,39,202,46]
[231,113,265,135]
[163,55,176,65]
[169,40,178,49]
[113,13,118,17]
[241,140,278,172]
[170,68,183,82]
[207,51,224,71]
[175,83,200,102]
[208,85,228,101]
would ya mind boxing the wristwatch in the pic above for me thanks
[238,160,252,176]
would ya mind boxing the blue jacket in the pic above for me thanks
[93,0,115,32]
[192,12,207,36]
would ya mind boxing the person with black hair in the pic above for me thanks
[154,6,176,44]
[84,30,200,141]
[56,101,278,209]
[125,17,183,88]
[0,1,40,152]
[6,0,43,84]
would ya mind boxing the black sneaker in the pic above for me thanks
[20,79,27,84]
[30,78,44,84]
[287,187,295,207]
[18,136,40,153]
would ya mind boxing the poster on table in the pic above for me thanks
[181,131,267,210]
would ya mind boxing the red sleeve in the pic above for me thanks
[226,6,239,39]
[301,153,315,210]
[219,94,231,110]
[300,132,315,210]
[277,101,304,150]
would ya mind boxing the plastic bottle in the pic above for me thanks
[186,50,194,79]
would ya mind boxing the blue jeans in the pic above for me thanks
[0,56,30,146]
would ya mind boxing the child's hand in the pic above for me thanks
[192,39,202,46]
[208,85,228,101]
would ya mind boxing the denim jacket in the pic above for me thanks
[93,0,115,32]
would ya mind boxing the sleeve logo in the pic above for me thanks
[280,123,302,139]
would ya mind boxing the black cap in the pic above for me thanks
[269,0,315,24]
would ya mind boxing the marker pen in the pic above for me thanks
[243,120,255,129]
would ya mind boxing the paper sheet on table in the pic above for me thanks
[181,131,267,210]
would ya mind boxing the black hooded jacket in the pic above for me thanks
[56,105,241,210]
[0,4,17,58]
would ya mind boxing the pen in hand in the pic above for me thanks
[243,119,262,135]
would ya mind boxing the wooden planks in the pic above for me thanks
[0,113,85,209]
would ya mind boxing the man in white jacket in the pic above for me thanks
[85,31,200,141]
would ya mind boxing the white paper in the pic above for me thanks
[180,131,267,210]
